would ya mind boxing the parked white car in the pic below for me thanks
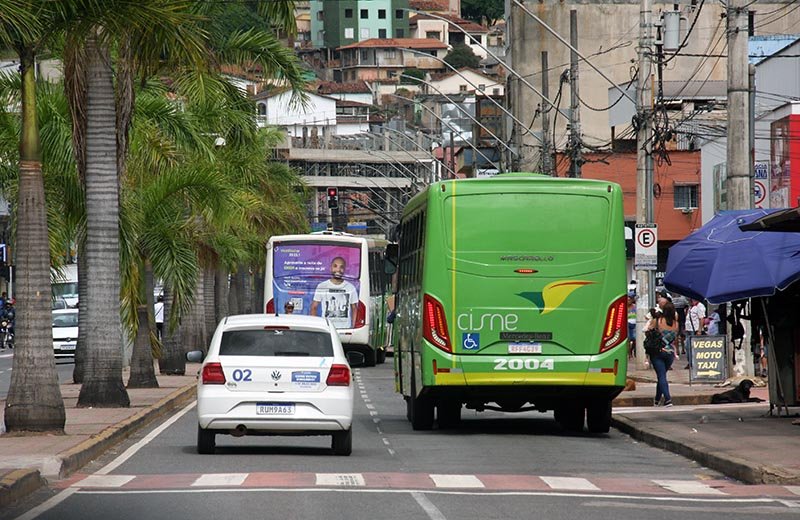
[52,308,79,358]
[188,314,356,455]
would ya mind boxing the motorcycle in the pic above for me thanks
[0,319,13,349]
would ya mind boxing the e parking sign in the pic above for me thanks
[634,224,657,270]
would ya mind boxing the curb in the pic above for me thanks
[611,415,800,485]
[58,384,196,478]
[614,394,712,407]
[0,469,46,510]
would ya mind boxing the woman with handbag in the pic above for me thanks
[648,301,679,407]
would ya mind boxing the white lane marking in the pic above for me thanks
[95,400,196,475]
[192,474,248,487]
[412,491,448,520]
[430,474,484,488]
[786,486,800,496]
[653,480,727,495]
[541,476,599,491]
[316,473,366,486]
[72,475,135,488]
[365,403,375,410]
[15,399,196,519]
[15,487,79,520]
[74,487,784,505]
[0,353,13,359]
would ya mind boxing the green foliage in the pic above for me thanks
[461,0,504,26]
[399,68,425,85]
[444,44,481,70]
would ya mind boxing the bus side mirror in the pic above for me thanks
[384,244,398,275]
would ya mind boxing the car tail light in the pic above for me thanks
[265,299,274,313]
[423,294,451,353]
[326,364,351,386]
[353,301,366,328]
[600,295,628,353]
[202,362,226,384]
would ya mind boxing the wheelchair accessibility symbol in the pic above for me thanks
[462,333,480,351]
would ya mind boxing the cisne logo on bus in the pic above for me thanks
[516,280,594,314]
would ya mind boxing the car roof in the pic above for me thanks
[52,308,79,315]
[221,313,333,331]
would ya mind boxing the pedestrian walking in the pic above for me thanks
[649,301,679,407]
[684,298,706,368]
[154,295,164,340]
[627,293,636,358]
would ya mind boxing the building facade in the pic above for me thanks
[311,0,411,49]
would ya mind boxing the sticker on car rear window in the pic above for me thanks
[292,371,320,387]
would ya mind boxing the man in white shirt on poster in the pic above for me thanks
[310,256,358,329]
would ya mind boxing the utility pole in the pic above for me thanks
[726,0,752,210]
[541,51,553,176]
[569,8,582,178]
[635,0,655,368]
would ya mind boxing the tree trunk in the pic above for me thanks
[77,35,130,408]
[215,267,229,323]
[4,48,66,432]
[234,263,249,314]
[228,270,239,315]
[127,257,158,388]
[158,284,185,375]
[203,265,216,334]
[181,269,206,353]
[72,244,88,383]
[252,266,264,315]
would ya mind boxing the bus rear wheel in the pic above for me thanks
[376,348,386,365]
[586,398,612,433]
[554,403,585,433]
[408,374,434,430]
[437,399,461,429]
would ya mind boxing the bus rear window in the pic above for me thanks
[220,329,333,357]
[444,193,610,252]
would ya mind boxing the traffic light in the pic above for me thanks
[327,187,339,209]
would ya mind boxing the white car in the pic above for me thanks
[189,314,356,456]
[52,308,79,358]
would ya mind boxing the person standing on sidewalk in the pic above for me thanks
[650,301,679,406]
[684,298,706,369]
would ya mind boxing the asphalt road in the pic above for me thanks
[0,350,75,400]
[5,363,800,520]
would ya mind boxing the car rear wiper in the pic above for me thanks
[273,351,310,357]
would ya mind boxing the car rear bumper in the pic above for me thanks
[196,386,353,432]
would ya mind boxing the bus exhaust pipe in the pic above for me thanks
[231,424,247,437]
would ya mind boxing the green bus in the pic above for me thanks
[385,173,628,433]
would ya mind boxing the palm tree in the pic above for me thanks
[1,2,68,433]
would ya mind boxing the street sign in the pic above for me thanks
[634,224,657,270]
[754,180,766,207]
[689,335,728,383]
[754,162,768,179]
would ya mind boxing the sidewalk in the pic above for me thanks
[2,359,800,509]
[0,365,199,509]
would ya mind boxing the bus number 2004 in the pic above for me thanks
[494,358,554,371]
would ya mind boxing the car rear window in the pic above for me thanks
[219,329,333,357]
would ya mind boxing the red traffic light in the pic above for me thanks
[327,187,339,209]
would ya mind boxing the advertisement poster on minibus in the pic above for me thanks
[273,243,360,328]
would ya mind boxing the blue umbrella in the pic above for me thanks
[663,209,800,304]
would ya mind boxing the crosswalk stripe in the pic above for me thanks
[316,473,366,486]
[653,479,727,495]
[72,475,135,488]
[540,476,599,491]
[430,474,484,488]
[192,474,248,487]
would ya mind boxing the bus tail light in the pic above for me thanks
[353,301,366,328]
[600,295,628,353]
[423,294,451,353]
[266,299,274,313]
[326,364,351,386]
[202,363,226,384]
